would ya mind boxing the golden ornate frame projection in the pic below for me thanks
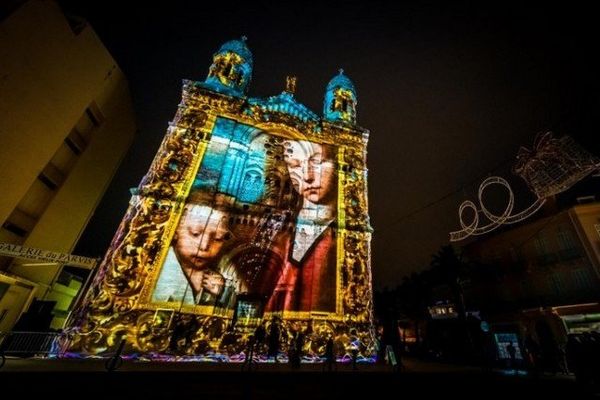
[66,39,374,362]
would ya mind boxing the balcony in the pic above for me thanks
[558,248,582,261]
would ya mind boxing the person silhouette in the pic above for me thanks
[243,335,256,371]
[254,321,267,355]
[349,329,360,371]
[294,331,305,369]
[323,336,335,372]
[268,318,281,363]
[506,342,517,372]
[524,335,541,376]
[383,319,402,372]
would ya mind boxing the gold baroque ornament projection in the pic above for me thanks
[67,39,374,362]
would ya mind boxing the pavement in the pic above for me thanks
[0,356,594,399]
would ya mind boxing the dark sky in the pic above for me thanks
[63,0,599,289]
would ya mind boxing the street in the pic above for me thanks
[0,356,592,399]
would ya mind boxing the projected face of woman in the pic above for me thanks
[283,141,337,206]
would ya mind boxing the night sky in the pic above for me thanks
[62,1,599,289]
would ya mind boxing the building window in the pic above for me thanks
[85,107,102,127]
[534,234,548,255]
[557,226,581,260]
[64,136,82,155]
[223,63,232,78]
[550,273,565,296]
[573,268,593,291]
[494,333,523,360]
[0,282,9,301]
[534,233,556,266]
[15,178,55,219]
[1,221,28,237]
[37,173,58,190]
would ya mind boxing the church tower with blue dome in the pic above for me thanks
[70,38,374,363]
[323,69,358,125]
[202,37,253,96]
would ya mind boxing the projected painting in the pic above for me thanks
[150,121,339,314]
[66,39,374,362]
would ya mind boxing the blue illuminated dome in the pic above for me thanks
[323,69,357,124]
[217,38,253,68]
[326,69,356,97]
[202,37,253,97]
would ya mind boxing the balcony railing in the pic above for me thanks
[558,248,582,261]
[0,331,67,364]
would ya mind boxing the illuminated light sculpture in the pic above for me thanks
[513,132,600,199]
[66,39,375,362]
[449,177,546,242]
[450,132,600,242]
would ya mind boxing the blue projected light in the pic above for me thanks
[200,38,253,97]
[323,70,357,124]
[193,118,267,203]
[237,143,266,203]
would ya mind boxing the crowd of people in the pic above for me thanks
[241,318,337,370]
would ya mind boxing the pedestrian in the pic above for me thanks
[524,335,541,377]
[323,336,335,372]
[294,331,305,369]
[267,318,281,363]
[254,321,267,355]
[243,335,256,371]
[383,319,401,372]
[506,342,517,372]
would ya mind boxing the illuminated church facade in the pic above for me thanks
[68,38,374,361]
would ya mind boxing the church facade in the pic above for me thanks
[68,38,374,361]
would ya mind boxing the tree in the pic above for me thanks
[430,244,472,355]
[397,272,429,347]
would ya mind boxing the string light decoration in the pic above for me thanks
[514,132,600,198]
[449,177,546,242]
[450,132,600,242]
[65,39,375,362]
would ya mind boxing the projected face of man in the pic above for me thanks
[173,204,231,296]
[284,141,337,206]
